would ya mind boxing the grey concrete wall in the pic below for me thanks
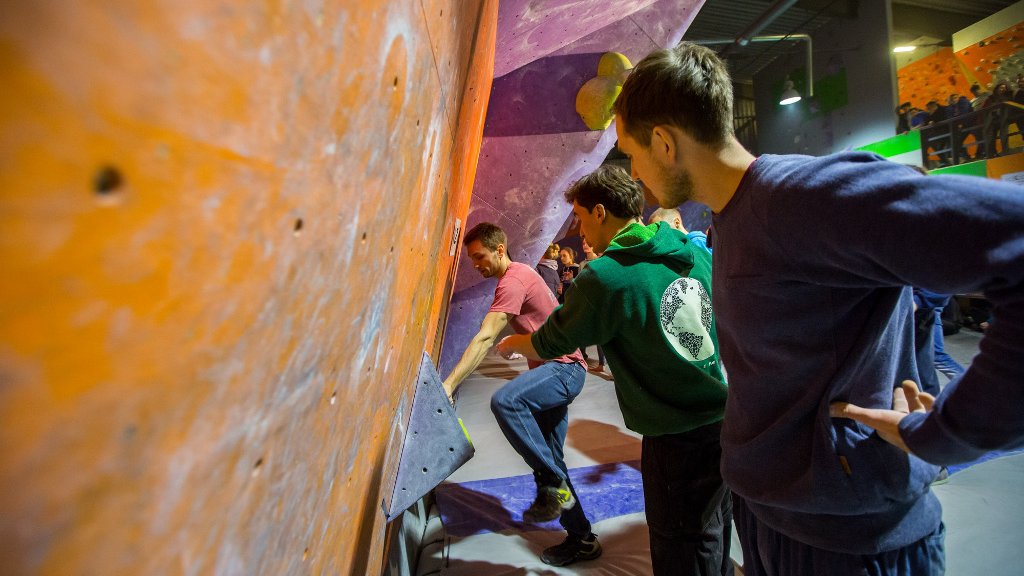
[753,0,898,156]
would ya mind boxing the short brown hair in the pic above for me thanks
[563,165,643,219]
[463,222,507,251]
[613,43,734,149]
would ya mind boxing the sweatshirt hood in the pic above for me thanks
[537,258,558,271]
[605,221,696,268]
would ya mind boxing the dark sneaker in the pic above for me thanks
[522,480,576,523]
[541,533,603,566]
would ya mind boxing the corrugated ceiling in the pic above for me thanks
[683,0,1018,83]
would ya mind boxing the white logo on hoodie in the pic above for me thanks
[659,277,714,362]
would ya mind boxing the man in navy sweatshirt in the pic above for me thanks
[613,42,1024,575]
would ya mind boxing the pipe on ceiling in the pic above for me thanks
[693,34,814,97]
[735,0,800,46]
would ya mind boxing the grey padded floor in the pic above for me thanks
[441,331,1023,575]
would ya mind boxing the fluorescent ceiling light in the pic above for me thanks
[893,45,917,53]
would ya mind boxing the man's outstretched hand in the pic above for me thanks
[495,336,516,359]
[830,380,935,453]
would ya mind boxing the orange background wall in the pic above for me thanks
[898,23,1024,107]
[0,0,496,573]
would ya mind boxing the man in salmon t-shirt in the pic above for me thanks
[442,222,598,567]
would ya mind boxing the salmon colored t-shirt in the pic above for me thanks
[489,262,586,369]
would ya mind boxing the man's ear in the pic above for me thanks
[496,243,506,258]
[594,204,607,222]
[651,125,678,163]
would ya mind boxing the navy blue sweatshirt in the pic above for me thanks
[713,152,1024,554]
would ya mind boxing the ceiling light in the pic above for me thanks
[893,45,917,53]
[779,79,801,105]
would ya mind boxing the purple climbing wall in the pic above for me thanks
[440,0,705,376]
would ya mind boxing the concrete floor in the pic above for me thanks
[438,329,1023,575]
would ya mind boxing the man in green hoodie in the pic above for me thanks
[497,164,733,576]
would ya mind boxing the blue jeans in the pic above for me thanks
[914,306,940,396]
[932,309,965,380]
[734,495,945,576]
[490,360,590,537]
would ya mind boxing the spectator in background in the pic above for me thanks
[947,93,974,162]
[536,243,561,298]
[910,106,930,129]
[983,80,1012,157]
[913,288,967,390]
[968,84,990,157]
[557,247,580,302]
[896,102,912,134]
[1013,75,1024,104]
[649,207,711,253]
[912,288,942,397]
[924,101,951,167]
[970,83,989,110]
[930,298,966,382]
[947,94,972,118]
[1009,75,1024,147]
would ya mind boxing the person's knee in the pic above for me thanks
[490,387,518,415]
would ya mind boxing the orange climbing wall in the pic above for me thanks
[897,23,1024,108]
[0,1,496,574]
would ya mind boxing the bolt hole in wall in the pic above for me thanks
[330,391,336,405]
[252,457,264,477]
[293,218,303,237]
[93,166,123,204]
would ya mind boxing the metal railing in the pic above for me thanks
[917,101,1024,169]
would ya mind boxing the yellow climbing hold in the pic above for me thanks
[576,52,633,131]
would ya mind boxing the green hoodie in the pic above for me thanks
[532,222,726,436]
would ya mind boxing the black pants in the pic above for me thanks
[643,422,734,576]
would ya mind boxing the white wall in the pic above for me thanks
[953,1,1024,52]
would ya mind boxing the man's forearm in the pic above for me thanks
[442,336,494,396]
